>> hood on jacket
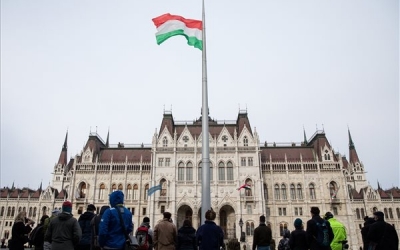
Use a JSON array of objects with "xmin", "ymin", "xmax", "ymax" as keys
[
  {"xmin": 109, "ymin": 190, "xmax": 124, "ymax": 207},
  {"xmin": 99, "ymin": 205, "xmax": 110, "ymax": 215},
  {"xmin": 283, "ymin": 229, "xmax": 290, "ymax": 238},
  {"xmin": 58, "ymin": 212, "xmax": 73, "ymax": 221}
]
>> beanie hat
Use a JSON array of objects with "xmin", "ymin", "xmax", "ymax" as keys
[
  {"xmin": 143, "ymin": 217, "xmax": 150, "ymax": 223},
  {"xmin": 373, "ymin": 211, "xmax": 384, "ymax": 218},
  {"xmin": 87, "ymin": 204, "xmax": 96, "ymax": 212},
  {"xmin": 294, "ymin": 218, "xmax": 302, "ymax": 228},
  {"xmin": 62, "ymin": 201, "xmax": 72, "ymax": 213}
]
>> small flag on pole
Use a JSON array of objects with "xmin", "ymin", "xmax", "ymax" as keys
[
  {"xmin": 148, "ymin": 184, "xmax": 162, "ymax": 196},
  {"xmin": 237, "ymin": 184, "xmax": 251, "ymax": 191}
]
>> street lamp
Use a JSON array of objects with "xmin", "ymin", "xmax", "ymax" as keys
[{"xmin": 239, "ymin": 218, "xmax": 245, "ymax": 242}]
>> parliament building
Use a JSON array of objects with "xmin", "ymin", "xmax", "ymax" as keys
[{"xmin": 1, "ymin": 110, "xmax": 399, "ymax": 249}]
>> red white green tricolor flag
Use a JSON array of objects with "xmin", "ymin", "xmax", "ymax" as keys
[{"xmin": 152, "ymin": 13, "xmax": 203, "ymax": 50}]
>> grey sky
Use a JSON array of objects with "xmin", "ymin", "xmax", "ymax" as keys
[{"xmin": 1, "ymin": 0, "xmax": 398, "ymax": 190}]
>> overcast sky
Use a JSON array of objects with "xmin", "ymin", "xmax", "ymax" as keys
[{"xmin": 1, "ymin": 0, "xmax": 398, "ymax": 190}]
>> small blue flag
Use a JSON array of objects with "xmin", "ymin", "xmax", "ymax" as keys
[{"xmin": 148, "ymin": 184, "xmax": 162, "ymax": 196}]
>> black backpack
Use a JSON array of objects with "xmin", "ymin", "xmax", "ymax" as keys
[
  {"xmin": 314, "ymin": 219, "xmax": 330, "ymax": 247},
  {"xmin": 29, "ymin": 225, "xmax": 43, "ymax": 246}
]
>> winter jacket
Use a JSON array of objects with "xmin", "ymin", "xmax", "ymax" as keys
[
  {"xmin": 196, "ymin": 220, "xmax": 224, "ymax": 250},
  {"xmin": 91, "ymin": 206, "xmax": 109, "ymax": 250},
  {"xmin": 9, "ymin": 220, "xmax": 30, "ymax": 250},
  {"xmin": 177, "ymin": 225, "xmax": 196, "ymax": 250},
  {"xmin": 367, "ymin": 219, "xmax": 399, "ymax": 250},
  {"xmin": 327, "ymin": 218, "xmax": 346, "ymax": 250},
  {"xmin": 154, "ymin": 218, "xmax": 177, "ymax": 250},
  {"xmin": 98, "ymin": 191, "xmax": 133, "ymax": 250},
  {"xmin": 252, "ymin": 223, "xmax": 272, "ymax": 250},
  {"xmin": 289, "ymin": 228, "xmax": 308, "ymax": 250},
  {"xmin": 306, "ymin": 215, "xmax": 334, "ymax": 250},
  {"xmin": 44, "ymin": 212, "xmax": 82, "ymax": 250},
  {"xmin": 78, "ymin": 211, "xmax": 96, "ymax": 247}
]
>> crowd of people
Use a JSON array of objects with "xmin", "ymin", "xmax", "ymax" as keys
[{"xmin": 4, "ymin": 198, "xmax": 399, "ymax": 250}]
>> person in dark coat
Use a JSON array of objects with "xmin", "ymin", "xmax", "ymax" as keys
[
  {"xmin": 367, "ymin": 211, "xmax": 399, "ymax": 250},
  {"xmin": 289, "ymin": 218, "xmax": 308, "ymax": 250},
  {"xmin": 196, "ymin": 209, "xmax": 224, "ymax": 250},
  {"xmin": 306, "ymin": 206, "xmax": 334, "ymax": 250},
  {"xmin": 177, "ymin": 219, "xmax": 197, "ymax": 250},
  {"xmin": 44, "ymin": 200, "xmax": 82, "ymax": 250},
  {"xmin": 77, "ymin": 204, "xmax": 96, "ymax": 250},
  {"xmin": 361, "ymin": 217, "xmax": 375, "ymax": 250},
  {"xmin": 90, "ymin": 205, "xmax": 109, "ymax": 250},
  {"xmin": 8, "ymin": 211, "xmax": 34, "ymax": 250},
  {"xmin": 252, "ymin": 215, "xmax": 272, "ymax": 250},
  {"xmin": 32, "ymin": 215, "xmax": 50, "ymax": 250}
]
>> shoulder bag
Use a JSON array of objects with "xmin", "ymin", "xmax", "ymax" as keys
[{"xmin": 116, "ymin": 206, "xmax": 138, "ymax": 250}]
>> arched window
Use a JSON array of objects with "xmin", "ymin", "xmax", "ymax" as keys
[
  {"xmin": 309, "ymin": 183, "xmax": 316, "ymax": 200},
  {"xmin": 329, "ymin": 181, "xmax": 338, "ymax": 199},
  {"xmin": 112, "ymin": 184, "xmax": 117, "ymax": 192},
  {"xmin": 99, "ymin": 184, "xmax": 105, "ymax": 200},
  {"xmin": 42, "ymin": 206, "xmax": 47, "ymax": 215},
  {"xmin": 245, "ymin": 221, "xmax": 255, "ymax": 236},
  {"xmin": 281, "ymin": 184, "xmax": 287, "ymax": 200},
  {"xmin": 264, "ymin": 184, "xmax": 268, "ymax": 200},
  {"xmin": 279, "ymin": 223, "xmax": 288, "ymax": 236},
  {"xmin": 297, "ymin": 184, "xmax": 303, "ymax": 199},
  {"xmin": 389, "ymin": 208, "xmax": 393, "ymax": 219},
  {"xmin": 11, "ymin": 207, "xmax": 15, "ymax": 217},
  {"xmin": 245, "ymin": 179, "xmax": 253, "ymax": 197},
  {"xmin": 133, "ymin": 184, "xmax": 139, "ymax": 200},
  {"xmin": 218, "ymin": 162, "xmax": 225, "ymax": 181},
  {"xmin": 0, "ymin": 207, "xmax": 4, "ymax": 216},
  {"xmin": 347, "ymin": 184, "xmax": 353, "ymax": 199},
  {"xmin": 186, "ymin": 162, "xmax": 193, "ymax": 181},
  {"xmin": 118, "ymin": 184, "xmax": 123, "ymax": 191},
  {"xmin": 162, "ymin": 137, "xmax": 168, "ymax": 147},
  {"xmin": 356, "ymin": 208, "xmax": 360, "ymax": 219},
  {"xmin": 33, "ymin": 207, "xmax": 37, "ymax": 217},
  {"xmin": 127, "ymin": 184, "xmax": 132, "ymax": 200},
  {"xmin": 144, "ymin": 184, "xmax": 149, "ymax": 200},
  {"xmin": 178, "ymin": 162, "xmax": 185, "ymax": 181},
  {"xmin": 384, "ymin": 208, "xmax": 388, "ymax": 219},
  {"xmin": 160, "ymin": 179, "xmax": 167, "ymax": 197},
  {"xmin": 290, "ymin": 184, "xmax": 296, "ymax": 200},
  {"xmin": 243, "ymin": 136, "xmax": 248, "ymax": 147},
  {"xmin": 227, "ymin": 161, "xmax": 234, "ymax": 180},
  {"xmin": 198, "ymin": 161, "xmax": 202, "ymax": 181},
  {"xmin": 396, "ymin": 208, "xmax": 400, "ymax": 219},
  {"xmin": 361, "ymin": 208, "xmax": 365, "ymax": 218},
  {"xmin": 28, "ymin": 207, "xmax": 32, "ymax": 217},
  {"xmin": 79, "ymin": 182, "xmax": 87, "ymax": 198},
  {"xmin": 274, "ymin": 184, "xmax": 280, "ymax": 200},
  {"xmin": 18, "ymin": 207, "xmax": 22, "ymax": 213}
]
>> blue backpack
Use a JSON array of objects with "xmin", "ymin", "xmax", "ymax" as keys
[{"xmin": 314, "ymin": 219, "xmax": 330, "ymax": 247}]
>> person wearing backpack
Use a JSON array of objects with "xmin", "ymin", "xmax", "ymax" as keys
[
  {"xmin": 177, "ymin": 219, "xmax": 196, "ymax": 250},
  {"xmin": 277, "ymin": 229, "xmax": 290, "ymax": 250},
  {"xmin": 289, "ymin": 218, "xmax": 308, "ymax": 250},
  {"xmin": 31, "ymin": 215, "xmax": 49, "ymax": 250},
  {"xmin": 306, "ymin": 207, "xmax": 334, "ymax": 250},
  {"xmin": 90, "ymin": 205, "xmax": 109, "ymax": 250},
  {"xmin": 324, "ymin": 212, "xmax": 347, "ymax": 250},
  {"xmin": 136, "ymin": 217, "xmax": 153, "ymax": 250}
]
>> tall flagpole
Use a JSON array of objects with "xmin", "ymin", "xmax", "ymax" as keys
[{"xmin": 201, "ymin": 0, "xmax": 211, "ymax": 225}]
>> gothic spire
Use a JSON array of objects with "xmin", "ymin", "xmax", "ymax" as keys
[
  {"xmin": 106, "ymin": 128, "xmax": 110, "ymax": 148},
  {"xmin": 303, "ymin": 127, "xmax": 308, "ymax": 144},
  {"xmin": 348, "ymin": 128, "xmax": 360, "ymax": 164},
  {"xmin": 58, "ymin": 131, "xmax": 68, "ymax": 166}
]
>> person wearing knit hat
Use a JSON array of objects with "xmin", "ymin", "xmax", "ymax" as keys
[
  {"xmin": 62, "ymin": 201, "xmax": 73, "ymax": 214},
  {"xmin": 289, "ymin": 218, "xmax": 308, "ymax": 250},
  {"xmin": 44, "ymin": 200, "xmax": 82, "ymax": 249},
  {"xmin": 367, "ymin": 211, "xmax": 399, "ymax": 249}
]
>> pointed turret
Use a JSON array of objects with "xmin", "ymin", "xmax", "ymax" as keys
[
  {"xmin": 348, "ymin": 128, "xmax": 360, "ymax": 164},
  {"xmin": 58, "ymin": 131, "xmax": 68, "ymax": 166},
  {"xmin": 105, "ymin": 129, "xmax": 110, "ymax": 148},
  {"xmin": 303, "ymin": 128, "xmax": 308, "ymax": 144},
  {"xmin": 39, "ymin": 181, "xmax": 42, "ymax": 191}
]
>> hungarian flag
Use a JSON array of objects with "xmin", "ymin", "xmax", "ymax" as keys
[
  {"xmin": 152, "ymin": 13, "xmax": 203, "ymax": 50},
  {"xmin": 237, "ymin": 184, "xmax": 251, "ymax": 191}
]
